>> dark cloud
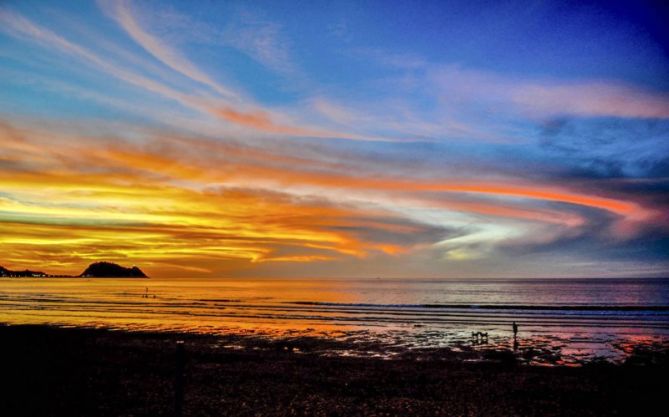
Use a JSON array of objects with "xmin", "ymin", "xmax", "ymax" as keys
[
  {"xmin": 499, "ymin": 202, "xmax": 669, "ymax": 267},
  {"xmin": 536, "ymin": 117, "xmax": 669, "ymax": 179}
]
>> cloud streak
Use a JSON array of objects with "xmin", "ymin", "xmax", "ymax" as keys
[
  {"xmin": 0, "ymin": 8, "xmax": 381, "ymax": 142},
  {"xmin": 99, "ymin": 0, "xmax": 240, "ymax": 100},
  {"xmin": 434, "ymin": 67, "xmax": 669, "ymax": 119}
]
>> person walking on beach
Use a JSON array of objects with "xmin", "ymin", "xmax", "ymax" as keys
[{"xmin": 512, "ymin": 321, "xmax": 518, "ymax": 338}]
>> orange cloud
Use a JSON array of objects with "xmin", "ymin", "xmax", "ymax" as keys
[
  {"xmin": 212, "ymin": 163, "xmax": 648, "ymax": 221},
  {"xmin": 214, "ymin": 107, "xmax": 326, "ymax": 137},
  {"xmin": 0, "ymin": 119, "xmax": 659, "ymax": 276}
]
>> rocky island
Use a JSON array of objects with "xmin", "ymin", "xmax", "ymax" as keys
[
  {"xmin": 79, "ymin": 262, "xmax": 148, "ymax": 278},
  {"xmin": 0, "ymin": 262, "xmax": 148, "ymax": 278}
]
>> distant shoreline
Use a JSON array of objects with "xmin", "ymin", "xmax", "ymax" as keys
[
  {"xmin": 0, "ymin": 275, "xmax": 149, "ymax": 279},
  {"xmin": 0, "ymin": 261, "xmax": 148, "ymax": 278}
]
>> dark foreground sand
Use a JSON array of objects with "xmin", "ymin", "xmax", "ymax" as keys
[{"xmin": 0, "ymin": 325, "xmax": 666, "ymax": 417}]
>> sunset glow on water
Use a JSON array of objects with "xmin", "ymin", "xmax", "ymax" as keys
[{"xmin": 2, "ymin": 277, "xmax": 667, "ymax": 365}]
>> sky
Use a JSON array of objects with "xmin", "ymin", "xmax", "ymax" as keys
[{"xmin": 0, "ymin": 0, "xmax": 668, "ymax": 278}]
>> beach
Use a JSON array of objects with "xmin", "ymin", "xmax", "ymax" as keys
[
  {"xmin": 1, "ymin": 324, "xmax": 667, "ymax": 417},
  {"xmin": 1, "ymin": 277, "xmax": 668, "ymax": 366}
]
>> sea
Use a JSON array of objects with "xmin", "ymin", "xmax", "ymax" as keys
[{"xmin": 1, "ymin": 277, "xmax": 668, "ymax": 366}]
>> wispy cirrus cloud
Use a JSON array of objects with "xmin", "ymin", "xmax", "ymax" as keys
[
  {"xmin": 98, "ymin": 0, "xmax": 240, "ymax": 100},
  {"xmin": 219, "ymin": 11, "xmax": 298, "ymax": 76},
  {"xmin": 0, "ymin": 8, "xmax": 198, "ymax": 110},
  {"xmin": 433, "ymin": 66, "xmax": 669, "ymax": 119},
  {"xmin": 0, "ymin": 7, "xmax": 383, "ymax": 142}
]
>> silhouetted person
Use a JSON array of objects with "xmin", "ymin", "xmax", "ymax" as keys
[{"xmin": 512, "ymin": 321, "xmax": 519, "ymax": 350}]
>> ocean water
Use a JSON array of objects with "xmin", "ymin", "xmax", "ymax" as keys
[{"xmin": 1, "ymin": 277, "xmax": 668, "ymax": 365}]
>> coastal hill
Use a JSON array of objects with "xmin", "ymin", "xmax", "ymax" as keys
[
  {"xmin": 79, "ymin": 262, "xmax": 147, "ymax": 278},
  {"xmin": 0, "ymin": 262, "xmax": 148, "ymax": 278},
  {"xmin": 0, "ymin": 265, "xmax": 48, "ymax": 278}
]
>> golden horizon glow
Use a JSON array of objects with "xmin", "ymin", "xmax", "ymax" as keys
[{"xmin": 0, "ymin": 119, "xmax": 661, "ymax": 277}]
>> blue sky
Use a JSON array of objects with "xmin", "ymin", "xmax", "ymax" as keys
[{"xmin": 0, "ymin": 0, "xmax": 668, "ymax": 277}]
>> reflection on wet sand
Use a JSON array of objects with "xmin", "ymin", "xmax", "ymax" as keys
[{"xmin": 0, "ymin": 277, "xmax": 667, "ymax": 366}]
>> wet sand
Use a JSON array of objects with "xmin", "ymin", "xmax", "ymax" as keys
[
  {"xmin": 2, "ymin": 277, "xmax": 667, "ymax": 366},
  {"xmin": 0, "ymin": 324, "xmax": 667, "ymax": 416}
]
